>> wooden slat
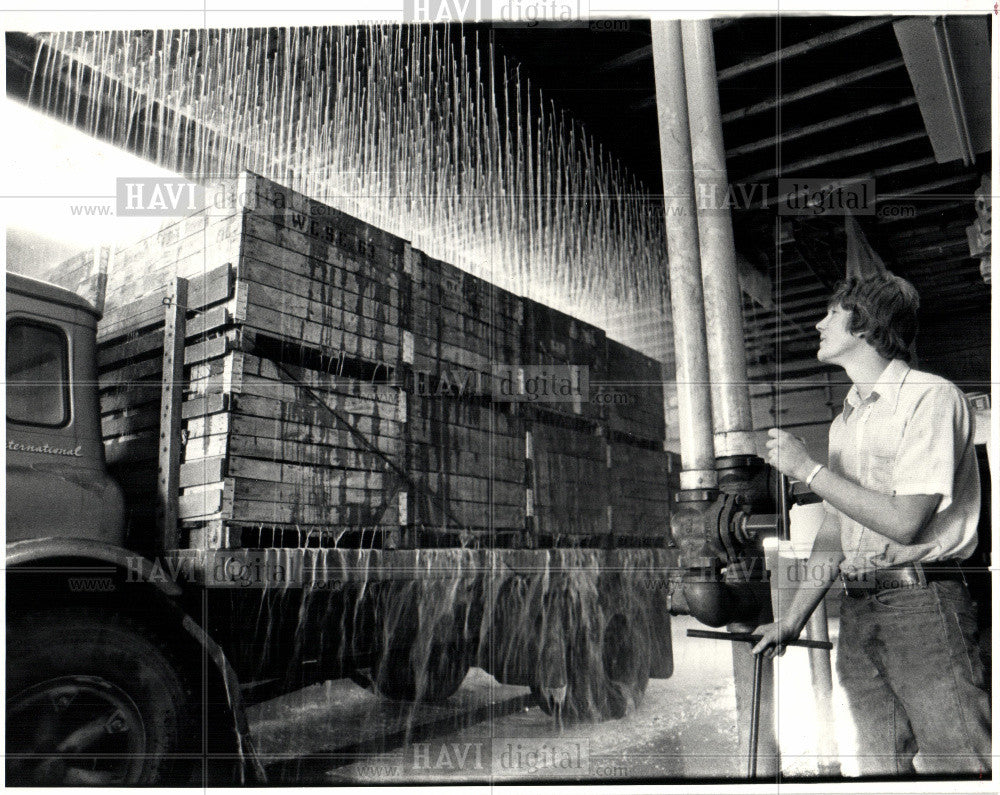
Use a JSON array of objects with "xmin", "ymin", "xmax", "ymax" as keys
[
  {"xmin": 97, "ymin": 305, "xmax": 230, "ymax": 368},
  {"xmin": 99, "ymin": 263, "xmax": 233, "ymax": 341}
]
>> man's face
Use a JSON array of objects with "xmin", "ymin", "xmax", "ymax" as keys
[{"xmin": 815, "ymin": 303, "xmax": 866, "ymax": 365}]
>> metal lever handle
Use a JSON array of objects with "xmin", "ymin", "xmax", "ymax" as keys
[
  {"xmin": 686, "ymin": 628, "xmax": 833, "ymax": 778},
  {"xmin": 686, "ymin": 629, "xmax": 832, "ymax": 651}
]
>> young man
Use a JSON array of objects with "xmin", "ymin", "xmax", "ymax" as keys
[{"xmin": 753, "ymin": 274, "xmax": 991, "ymax": 776}]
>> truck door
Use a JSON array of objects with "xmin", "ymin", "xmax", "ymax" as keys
[{"xmin": 6, "ymin": 275, "xmax": 124, "ymax": 544}]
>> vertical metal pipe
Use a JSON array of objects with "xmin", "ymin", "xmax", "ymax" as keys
[
  {"xmin": 681, "ymin": 20, "xmax": 756, "ymax": 458},
  {"xmin": 748, "ymin": 649, "xmax": 763, "ymax": 778},
  {"xmin": 651, "ymin": 20, "xmax": 717, "ymax": 491}
]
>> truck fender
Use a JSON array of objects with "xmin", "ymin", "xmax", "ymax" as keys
[
  {"xmin": 6, "ymin": 537, "xmax": 267, "ymax": 783},
  {"xmin": 6, "ymin": 537, "xmax": 183, "ymax": 596}
]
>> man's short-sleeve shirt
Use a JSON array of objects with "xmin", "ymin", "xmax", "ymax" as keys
[{"xmin": 826, "ymin": 358, "xmax": 980, "ymax": 575}]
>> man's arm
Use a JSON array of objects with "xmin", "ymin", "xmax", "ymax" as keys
[
  {"xmin": 807, "ymin": 464, "xmax": 940, "ymax": 545},
  {"xmin": 767, "ymin": 428, "xmax": 940, "ymax": 546},
  {"xmin": 752, "ymin": 510, "xmax": 844, "ymax": 657}
]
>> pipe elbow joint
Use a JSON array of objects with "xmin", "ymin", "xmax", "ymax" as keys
[{"xmin": 682, "ymin": 574, "xmax": 768, "ymax": 628}]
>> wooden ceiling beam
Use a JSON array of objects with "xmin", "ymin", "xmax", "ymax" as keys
[
  {"xmin": 716, "ymin": 18, "xmax": 892, "ymax": 81},
  {"xmin": 721, "ymin": 57, "xmax": 905, "ymax": 123}
]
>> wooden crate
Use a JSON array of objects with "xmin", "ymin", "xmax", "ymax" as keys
[
  {"xmin": 530, "ymin": 418, "xmax": 608, "ymax": 538},
  {"xmin": 609, "ymin": 443, "xmax": 672, "ymax": 539},
  {"xmin": 409, "ymin": 250, "xmax": 523, "ymax": 394},
  {"xmin": 102, "ymin": 171, "xmax": 408, "ymax": 371},
  {"xmin": 521, "ymin": 299, "xmax": 607, "ymax": 421},
  {"xmin": 406, "ymin": 394, "xmax": 525, "ymax": 533},
  {"xmin": 179, "ymin": 351, "xmax": 405, "ymax": 532},
  {"xmin": 600, "ymin": 340, "xmax": 666, "ymax": 444}
]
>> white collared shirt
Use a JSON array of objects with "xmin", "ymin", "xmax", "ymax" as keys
[{"xmin": 825, "ymin": 358, "xmax": 981, "ymax": 574}]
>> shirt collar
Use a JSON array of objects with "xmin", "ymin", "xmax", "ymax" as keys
[{"xmin": 843, "ymin": 358, "xmax": 910, "ymax": 420}]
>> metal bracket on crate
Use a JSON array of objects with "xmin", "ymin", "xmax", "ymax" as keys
[{"xmin": 161, "ymin": 295, "xmax": 209, "ymax": 315}]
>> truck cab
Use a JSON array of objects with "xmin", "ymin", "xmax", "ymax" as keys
[
  {"xmin": 5, "ymin": 272, "xmax": 256, "ymax": 786},
  {"xmin": 6, "ymin": 272, "xmax": 125, "ymax": 544}
]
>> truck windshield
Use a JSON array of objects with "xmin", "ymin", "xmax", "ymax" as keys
[{"xmin": 6, "ymin": 321, "xmax": 70, "ymax": 427}]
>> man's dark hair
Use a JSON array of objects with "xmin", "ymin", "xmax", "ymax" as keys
[{"xmin": 829, "ymin": 274, "xmax": 920, "ymax": 362}]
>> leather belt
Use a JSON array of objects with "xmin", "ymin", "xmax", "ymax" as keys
[{"xmin": 842, "ymin": 560, "xmax": 967, "ymax": 598}]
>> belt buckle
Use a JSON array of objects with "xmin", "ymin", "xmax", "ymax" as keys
[
  {"xmin": 841, "ymin": 572, "xmax": 873, "ymax": 598},
  {"xmin": 871, "ymin": 563, "xmax": 925, "ymax": 592}
]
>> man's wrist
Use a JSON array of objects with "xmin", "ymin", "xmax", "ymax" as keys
[
  {"xmin": 798, "ymin": 459, "xmax": 820, "ymax": 483},
  {"xmin": 779, "ymin": 614, "xmax": 806, "ymax": 638},
  {"xmin": 804, "ymin": 462, "xmax": 825, "ymax": 488}
]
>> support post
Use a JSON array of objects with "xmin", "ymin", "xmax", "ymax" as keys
[
  {"xmin": 157, "ymin": 277, "xmax": 188, "ymax": 552},
  {"xmin": 806, "ymin": 600, "xmax": 841, "ymax": 775}
]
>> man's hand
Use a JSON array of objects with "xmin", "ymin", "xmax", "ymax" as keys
[
  {"xmin": 766, "ymin": 428, "xmax": 817, "ymax": 482},
  {"xmin": 751, "ymin": 617, "xmax": 802, "ymax": 659}
]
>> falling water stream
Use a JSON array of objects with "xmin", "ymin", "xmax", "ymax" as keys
[
  {"xmin": 25, "ymin": 27, "xmax": 680, "ymax": 776},
  {"xmin": 200, "ymin": 546, "xmax": 670, "ymax": 778},
  {"xmin": 28, "ymin": 27, "xmax": 672, "ymax": 347}
]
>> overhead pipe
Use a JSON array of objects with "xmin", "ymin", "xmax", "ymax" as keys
[
  {"xmin": 650, "ymin": 20, "xmax": 717, "ymax": 496},
  {"xmin": 681, "ymin": 20, "xmax": 756, "ymax": 461},
  {"xmin": 682, "ymin": 22, "xmax": 822, "ymax": 776}
]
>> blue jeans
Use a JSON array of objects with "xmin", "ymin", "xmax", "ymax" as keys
[{"xmin": 836, "ymin": 579, "xmax": 991, "ymax": 776}]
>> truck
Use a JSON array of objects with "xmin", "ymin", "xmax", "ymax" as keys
[{"xmin": 6, "ymin": 171, "xmax": 682, "ymax": 786}]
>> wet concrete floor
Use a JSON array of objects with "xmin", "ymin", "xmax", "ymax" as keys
[{"xmin": 249, "ymin": 613, "xmax": 861, "ymax": 784}]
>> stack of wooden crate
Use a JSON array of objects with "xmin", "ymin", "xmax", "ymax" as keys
[
  {"xmin": 602, "ymin": 340, "xmax": 672, "ymax": 540},
  {"xmin": 519, "ymin": 301, "xmax": 609, "ymax": 540},
  {"xmin": 84, "ymin": 170, "xmax": 673, "ymax": 550},
  {"xmin": 405, "ymin": 249, "xmax": 527, "ymax": 539},
  {"xmin": 97, "ymin": 173, "xmax": 409, "ymax": 548}
]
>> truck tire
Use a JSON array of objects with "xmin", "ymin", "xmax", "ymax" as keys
[
  {"xmin": 534, "ymin": 586, "xmax": 651, "ymax": 722},
  {"xmin": 369, "ymin": 581, "xmax": 472, "ymax": 703},
  {"xmin": 600, "ymin": 606, "xmax": 651, "ymax": 717},
  {"xmin": 6, "ymin": 609, "xmax": 193, "ymax": 786},
  {"xmin": 374, "ymin": 640, "xmax": 470, "ymax": 703}
]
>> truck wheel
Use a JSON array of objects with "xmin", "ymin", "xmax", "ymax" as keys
[
  {"xmin": 600, "ymin": 607, "xmax": 651, "ymax": 717},
  {"xmin": 6, "ymin": 609, "xmax": 192, "ymax": 786},
  {"xmin": 534, "ymin": 591, "xmax": 650, "ymax": 722},
  {"xmin": 374, "ymin": 641, "xmax": 469, "ymax": 702}
]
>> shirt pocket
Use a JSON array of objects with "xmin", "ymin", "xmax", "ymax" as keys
[
  {"xmin": 868, "ymin": 453, "xmax": 896, "ymax": 492},
  {"xmin": 864, "ymin": 413, "xmax": 904, "ymax": 492}
]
